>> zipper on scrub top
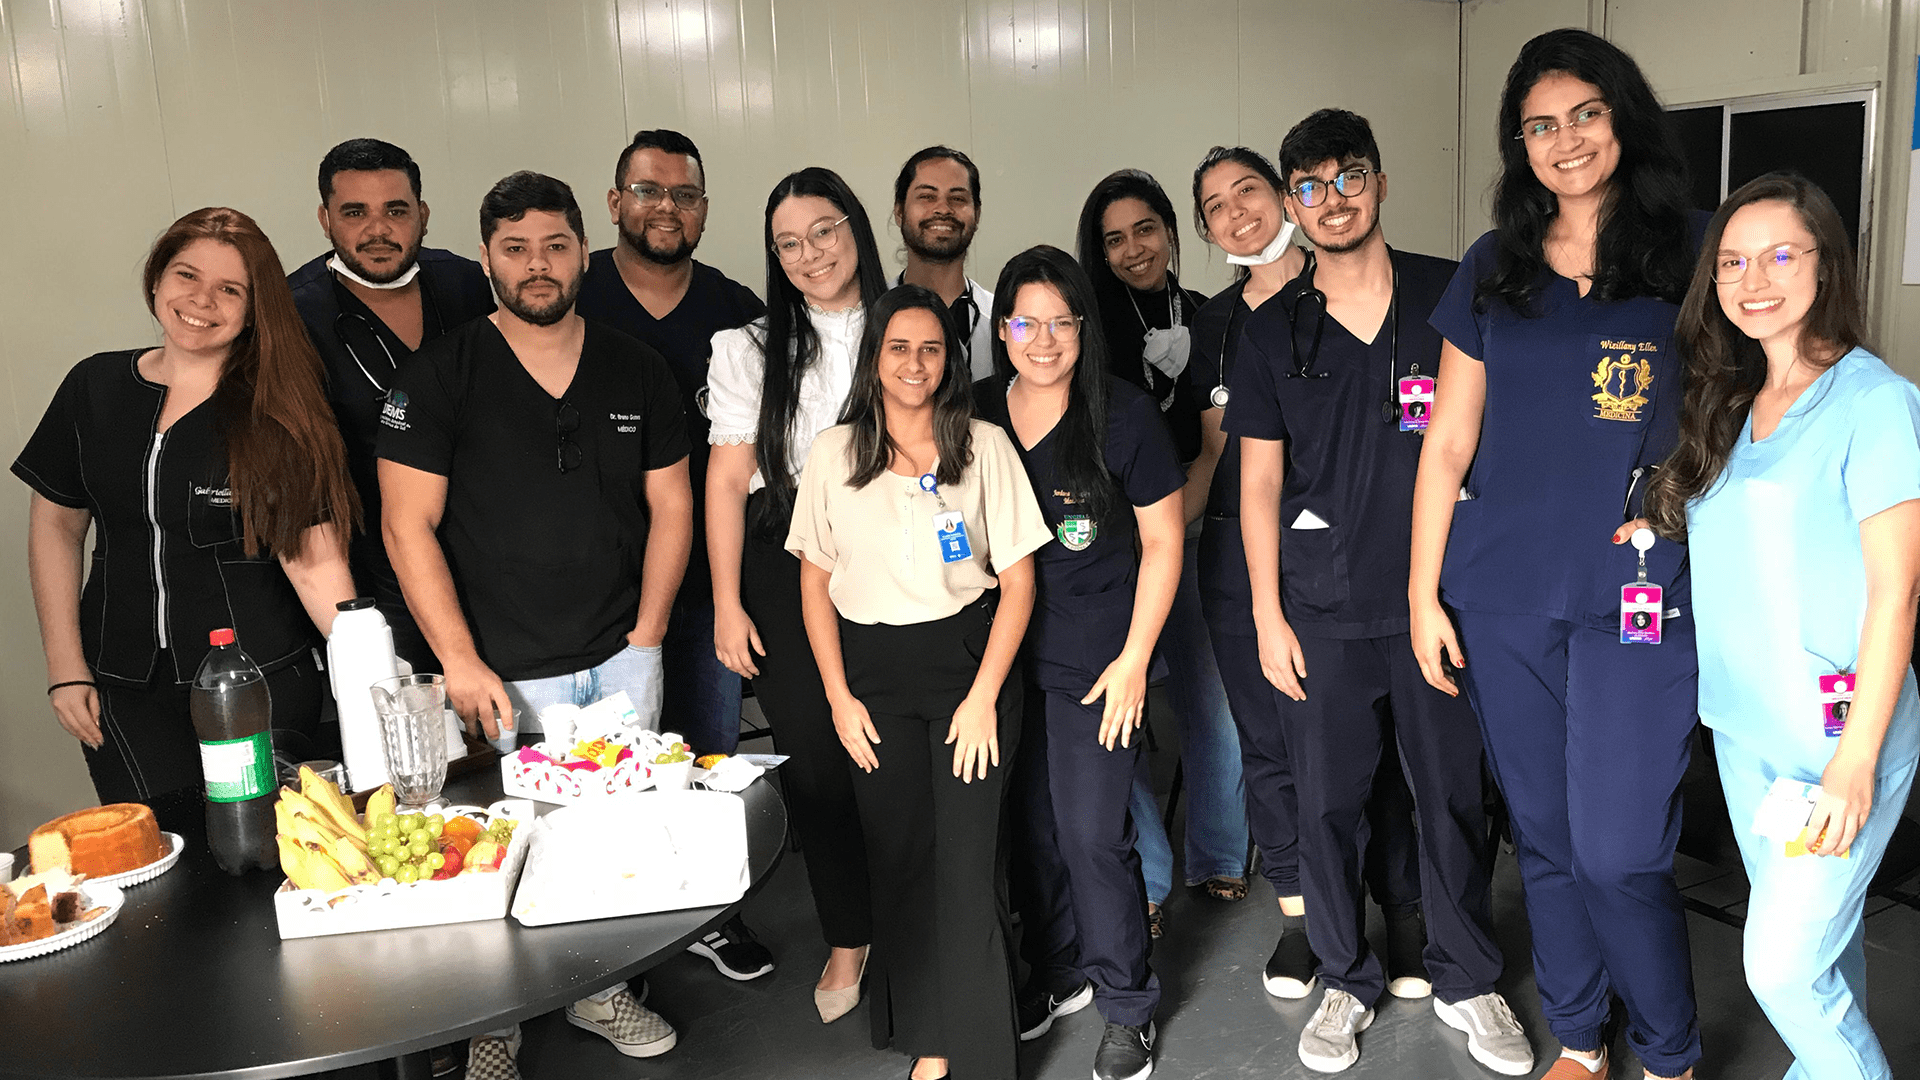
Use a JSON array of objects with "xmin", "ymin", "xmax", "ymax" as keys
[{"xmin": 144, "ymin": 431, "xmax": 170, "ymax": 649}]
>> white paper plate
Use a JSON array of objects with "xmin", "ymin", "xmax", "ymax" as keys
[
  {"xmin": 0, "ymin": 882, "xmax": 124, "ymax": 962},
  {"xmin": 85, "ymin": 833, "xmax": 184, "ymax": 889}
]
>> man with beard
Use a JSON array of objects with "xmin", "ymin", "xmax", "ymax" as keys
[
  {"xmin": 378, "ymin": 174, "xmax": 691, "ymax": 1077},
  {"xmin": 890, "ymin": 145, "xmax": 996, "ymax": 380},
  {"xmin": 1227, "ymin": 111, "xmax": 1526, "ymax": 1074},
  {"xmin": 575, "ymin": 130, "xmax": 775, "ymax": 983},
  {"xmin": 289, "ymin": 139, "xmax": 495, "ymax": 671}
]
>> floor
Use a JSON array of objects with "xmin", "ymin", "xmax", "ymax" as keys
[{"xmin": 329, "ymin": 696, "xmax": 1920, "ymax": 1080}]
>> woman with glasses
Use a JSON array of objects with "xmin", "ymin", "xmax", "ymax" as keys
[
  {"xmin": 705, "ymin": 167, "xmax": 886, "ymax": 1022},
  {"xmin": 1638, "ymin": 174, "xmax": 1920, "ymax": 1080},
  {"xmin": 1410, "ymin": 28, "xmax": 1705, "ymax": 1080},
  {"xmin": 788, "ymin": 285, "xmax": 1050, "ymax": 1080},
  {"xmin": 14, "ymin": 207, "xmax": 357, "ymax": 836},
  {"xmin": 980, "ymin": 245, "xmax": 1185, "ymax": 1080},
  {"xmin": 1076, "ymin": 169, "xmax": 1251, "ymax": 930}
]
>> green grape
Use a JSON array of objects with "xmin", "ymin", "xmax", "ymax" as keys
[
  {"xmin": 395, "ymin": 863, "xmax": 420, "ymax": 884},
  {"xmin": 378, "ymin": 822, "xmax": 400, "ymax": 840},
  {"xmin": 375, "ymin": 854, "xmax": 401, "ymax": 878},
  {"xmin": 426, "ymin": 813, "xmax": 445, "ymax": 828},
  {"xmin": 425, "ymin": 852, "xmax": 446, "ymax": 871},
  {"xmin": 425, "ymin": 819, "xmax": 445, "ymax": 839},
  {"xmin": 406, "ymin": 828, "xmax": 429, "ymax": 846},
  {"xmin": 367, "ymin": 811, "xmax": 392, "ymax": 832},
  {"xmin": 409, "ymin": 837, "xmax": 431, "ymax": 857}
]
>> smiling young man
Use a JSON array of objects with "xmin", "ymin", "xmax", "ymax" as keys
[
  {"xmin": 890, "ymin": 146, "xmax": 997, "ymax": 380},
  {"xmin": 377, "ymin": 173, "xmax": 690, "ymax": 1079},
  {"xmin": 288, "ymin": 139, "xmax": 496, "ymax": 672},
  {"xmin": 1226, "ymin": 110, "xmax": 1527, "ymax": 1076}
]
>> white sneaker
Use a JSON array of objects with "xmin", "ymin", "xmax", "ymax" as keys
[
  {"xmin": 1298, "ymin": 988, "xmax": 1373, "ymax": 1073},
  {"xmin": 1434, "ymin": 993, "xmax": 1535, "ymax": 1075},
  {"xmin": 566, "ymin": 989, "xmax": 677, "ymax": 1058}
]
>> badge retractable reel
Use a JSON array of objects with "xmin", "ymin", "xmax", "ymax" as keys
[{"xmin": 1619, "ymin": 527, "xmax": 1663, "ymax": 645}]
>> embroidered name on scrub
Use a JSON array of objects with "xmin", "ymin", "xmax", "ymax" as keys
[
  {"xmin": 935, "ymin": 511, "xmax": 972, "ymax": 563},
  {"xmin": 1591, "ymin": 339, "xmax": 1658, "ymax": 422}
]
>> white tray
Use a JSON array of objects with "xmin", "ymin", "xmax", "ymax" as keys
[
  {"xmin": 88, "ymin": 833, "xmax": 184, "ymax": 888},
  {"xmin": 500, "ymin": 740, "xmax": 658, "ymax": 804},
  {"xmin": 0, "ymin": 882, "xmax": 124, "ymax": 962},
  {"xmin": 511, "ymin": 791, "xmax": 748, "ymax": 926},
  {"xmin": 273, "ymin": 801, "xmax": 533, "ymax": 940}
]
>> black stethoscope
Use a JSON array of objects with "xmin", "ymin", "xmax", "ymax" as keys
[
  {"xmin": 1280, "ymin": 248, "xmax": 1407, "ymax": 426},
  {"xmin": 1209, "ymin": 278, "xmax": 1248, "ymax": 408}
]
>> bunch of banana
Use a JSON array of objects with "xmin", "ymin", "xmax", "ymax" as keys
[{"xmin": 274, "ymin": 768, "xmax": 394, "ymax": 893}]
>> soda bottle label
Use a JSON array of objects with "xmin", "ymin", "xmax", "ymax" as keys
[{"xmin": 199, "ymin": 731, "xmax": 274, "ymax": 802}]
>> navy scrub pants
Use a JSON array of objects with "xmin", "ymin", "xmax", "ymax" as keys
[
  {"xmin": 1282, "ymin": 632, "xmax": 1502, "ymax": 1007},
  {"xmin": 1454, "ymin": 611, "xmax": 1702, "ymax": 1076},
  {"xmin": 1013, "ymin": 680, "xmax": 1160, "ymax": 1027}
]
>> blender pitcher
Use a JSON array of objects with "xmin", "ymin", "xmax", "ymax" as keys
[{"xmin": 370, "ymin": 674, "xmax": 449, "ymax": 810}]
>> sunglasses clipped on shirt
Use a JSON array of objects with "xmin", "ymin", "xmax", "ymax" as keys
[{"xmin": 556, "ymin": 401, "xmax": 582, "ymax": 474}]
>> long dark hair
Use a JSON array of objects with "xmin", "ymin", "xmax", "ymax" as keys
[
  {"xmin": 839, "ymin": 286, "xmax": 975, "ymax": 490},
  {"xmin": 1076, "ymin": 168, "xmax": 1183, "ymax": 312},
  {"xmin": 992, "ymin": 246, "xmax": 1117, "ymax": 523},
  {"xmin": 1643, "ymin": 173, "xmax": 1865, "ymax": 539},
  {"xmin": 143, "ymin": 208, "xmax": 358, "ymax": 558},
  {"xmin": 752, "ymin": 168, "xmax": 887, "ymax": 534},
  {"xmin": 1479, "ymin": 28, "xmax": 1693, "ymax": 313}
]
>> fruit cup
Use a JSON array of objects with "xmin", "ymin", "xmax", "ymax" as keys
[{"xmin": 651, "ymin": 758, "xmax": 693, "ymax": 792}]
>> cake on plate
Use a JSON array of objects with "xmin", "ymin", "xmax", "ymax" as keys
[{"xmin": 29, "ymin": 803, "xmax": 167, "ymax": 878}]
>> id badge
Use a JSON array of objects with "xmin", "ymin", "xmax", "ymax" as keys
[
  {"xmin": 1620, "ymin": 583, "xmax": 1662, "ymax": 644},
  {"xmin": 1398, "ymin": 376, "xmax": 1434, "ymax": 432},
  {"xmin": 934, "ymin": 511, "xmax": 973, "ymax": 563},
  {"xmin": 1820, "ymin": 673, "xmax": 1854, "ymax": 737}
]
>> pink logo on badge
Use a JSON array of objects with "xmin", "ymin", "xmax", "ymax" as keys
[
  {"xmin": 1819, "ymin": 674, "xmax": 1853, "ymax": 736},
  {"xmin": 1620, "ymin": 584, "xmax": 1662, "ymax": 644}
]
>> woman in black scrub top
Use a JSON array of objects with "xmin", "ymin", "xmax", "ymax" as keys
[
  {"xmin": 1409, "ymin": 29, "xmax": 1703, "ymax": 1080},
  {"xmin": 788, "ymin": 286, "xmax": 1050, "ymax": 1080},
  {"xmin": 14, "ymin": 208, "xmax": 358, "ymax": 833},
  {"xmin": 980, "ymin": 246, "xmax": 1185, "ymax": 1080},
  {"xmin": 1076, "ymin": 168, "xmax": 1251, "ymax": 920}
]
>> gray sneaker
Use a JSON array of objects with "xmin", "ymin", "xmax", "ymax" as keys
[
  {"xmin": 1434, "ymin": 993, "xmax": 1534, "ymax": 1076},
  {"xmin": 1298, "ymin": 988, "xmax": 1374, "ymax": 1073}
]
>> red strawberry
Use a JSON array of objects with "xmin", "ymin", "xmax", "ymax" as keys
[{"xmin": 432, "ymin": 844, "xmax": 464, "ymax": 881}]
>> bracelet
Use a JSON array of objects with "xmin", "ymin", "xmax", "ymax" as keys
[{"xmin": 47, "ymin": 680, "xmax": 95, "ymax": 696}]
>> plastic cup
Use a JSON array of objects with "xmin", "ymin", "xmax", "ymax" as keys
[{"xmin": 651, "ymin": 758, "xmax": 693, "ymax": 792}]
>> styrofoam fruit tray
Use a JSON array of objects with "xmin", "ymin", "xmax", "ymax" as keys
[
  {"xmin": 500, "ymin": 731, "xmax": 698, "ymax": 804},
  {"xmin": 87, "ymin": 832, "xmax": 185, "ymax": 888},
  {"xmin": 0, "ymin": 882, "xmax": 124, "ymax": 962},
  {"xmin": 272, "ymin": 800, "xmax": 533, "ymax": 940}
]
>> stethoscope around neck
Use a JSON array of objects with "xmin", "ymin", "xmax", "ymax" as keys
[{"xmin": 1271, "ymin": 248, "xmax": 1408, "ymax": 426}]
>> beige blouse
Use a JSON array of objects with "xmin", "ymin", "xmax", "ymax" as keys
[{"xmin": 786, "ymin": 420, "xmax": 1053, "ymax": 626}]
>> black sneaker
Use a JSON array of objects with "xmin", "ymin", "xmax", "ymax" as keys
[
  {"xmin": 1017, "ymin": 979, "xmax": 1093, "ymax": 1041},
  {"xmin": 1264, "ymin": 928, "xmax": 1319, "ymax": 999},
  {"xmin": 1093, "ymin": 1021, "xmax": 1156, "ymax": 1080},
  {"xmin": 688, "ymin": 915, "xmax": 775, "ymax": 980},
  {"xmin": 1384, "ymin": 909, "xmax": 1432, "ymax": 999}
]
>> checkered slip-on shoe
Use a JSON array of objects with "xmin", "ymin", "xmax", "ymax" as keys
[{"xmin": 566, "ymin": 989, "xmax": 678, "ymax": 1058}]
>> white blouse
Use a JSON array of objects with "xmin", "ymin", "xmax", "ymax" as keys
[{"xmin": 705, "ymin": 304, "xmax": 865, "ymax": 493}]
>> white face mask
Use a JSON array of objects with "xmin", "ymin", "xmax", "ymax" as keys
[
  {"xmin": 1224, "ymin": 219, "xmax": 1298, "ymax": 267},
  {"xmin": 327, "ymin": 253, "xmax": 421, "ymax": 291},
  {"xmin": 1142, "ymin": 324, "xmax": 1191, "ymax": 380}
]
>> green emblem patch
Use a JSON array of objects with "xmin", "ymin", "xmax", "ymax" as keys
[{"xmin": 1057, "ymin": 515, "xmax": 1096, "ymax": 551}]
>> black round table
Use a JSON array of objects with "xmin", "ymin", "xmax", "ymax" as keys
[{"xmin": 0, "ymin": 771, "xmax": 786, "ymax": 1080}]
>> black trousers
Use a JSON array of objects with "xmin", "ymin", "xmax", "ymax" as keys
[
  {"xmin": 840, "ymin": 596, "xmax": 1021, "ymax": 1079},
  {"xmin": 1284, "ymin": 633, "xmax": 1501, "ymax": 1008},
  {"xmin": 741, "ymin": 506, "xmax": 872, "ymax": 949},
  {"xmin": 90, "ymin": 648, "xmax": 326, "ymax": 835}
]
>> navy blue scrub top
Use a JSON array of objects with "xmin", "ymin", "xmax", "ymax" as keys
[
  {"xmin": 1428, "ymin": 220, "xmax": 1704, "ymax": 628},
  {"xmin": 12, "ymin": 351, "xmax": 320, "ymax": 685},
  {"xmin": 976, "ymin": 374, "xmax": 1186, "ymax": 689},
  {"xmin": 1223, "ymin": 248, "xmax": 1458, "ymax": 639},
  {"xmin": 1187, "ymin": 281, "xmax": 1253, "ymax": 519}
]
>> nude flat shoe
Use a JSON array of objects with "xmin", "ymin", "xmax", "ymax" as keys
[{"xmin": 815, "ymin": 947, "xmax": 869, "ymax": 1023}]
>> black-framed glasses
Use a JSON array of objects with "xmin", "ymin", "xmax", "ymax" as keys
[
  {"xmin": 1514, "ymin": 103, "xmax": 1612, "ymax": 142},
  {"xmin": 1713, "ymin": 244, "xmax": 1817, "ymax": 284},
  {"xmin": 555, "ymin": 401, "xmax": 582, "ymax": 474},
  {"xmin": 1287, "ymin": 167, "xmax": 1373, "ymax": 208},
  {"xmin": 772, "ymin": 215, "xmax": 849, "ymax": 264},
  {"xmin": 1003, "ymin": 314, "xmax": 1082, "ymax": 343},
  {"xmin": 625, "ymin": 182, "xmax": 707, "ymax": 211}
]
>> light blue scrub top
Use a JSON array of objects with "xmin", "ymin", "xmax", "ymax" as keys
[{"xmin": 1688, "ymin": 348, "xmax": 1920, "ymax": 775}]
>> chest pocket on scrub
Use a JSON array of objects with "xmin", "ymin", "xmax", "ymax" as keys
[
  {"xmin": 1280, "ymin": 522, "xmax": 1350, "ymax": 617},
  {"xmin": 186, "ymin": 482, "xmax": 242, "ymax": 549}
]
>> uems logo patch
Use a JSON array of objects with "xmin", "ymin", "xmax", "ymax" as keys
[{"xmin": 379, "ymin": 389, "xmax": 409, "ymax": 431}]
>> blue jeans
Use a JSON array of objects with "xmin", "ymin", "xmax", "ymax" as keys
[
  {"xmin": 662, "ymin": 597, "xmax": 744, "ymax": 757},
  {"xmin": 491, "ymin": 643, "xmax": 664, "ymax": 753},
  {"xmin": 1131, "ymin": 533, "xmax": 1251, "ymax": 899}
]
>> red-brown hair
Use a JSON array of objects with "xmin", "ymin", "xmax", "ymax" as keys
[{"xmin": 143, "ymin": 207, "xmax": 360, "ymax": 558}]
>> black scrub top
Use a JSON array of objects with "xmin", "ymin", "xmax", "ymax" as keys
[
  {"xmin": 12, "ymin": 351, "xmax": 320, "ymax": 685},
  {"xmin": 576, "ymin": 252, "xmax": 765, "ymax": 608},
  {"xmin": 976, "ymin": 375, "xmax": 1186, "ymax": 692},
  {"xmin": 1099, "ymin": 277, "xmax": 1209, "ymax": 464},
  {"xmin": 1223, "ymin": 248, "xmax": 1459, "ymax": 640},
  {"xmin": 376, "ymin": 318, "xmax": 691, "ymax": 681},
  {"xmin": 1187, "ymin": 281, "xmax": 1254, "ymax": 519}
]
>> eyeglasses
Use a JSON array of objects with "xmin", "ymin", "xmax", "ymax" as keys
[
  {"xmin": 626, "ymin": 182, "xmax": 707, "ymax": 211},
  {"xmin": 555, "ymin": 401, "xmax": 582, "ymax": 474},
  {"xmin": 1713, "ymin": 244, "xmax": 1817, "ymax": 284},
  {"xmin": 1515, "ymin": 104, "xmax": 1613, "ymax": 142},
  {"xmin": 772, "ymin": 216, "xmax": 849, "ymax": 264},
  {"xmin": 1003, "ymin": 315, "xmax": 1082, "ymax": 343},
  {"xmin": 1287, "ymin": 168, "xmax": 1373, "ymax": 208}
]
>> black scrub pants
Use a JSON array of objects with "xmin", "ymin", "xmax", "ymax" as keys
[
  {"xmin": 90, "ymin": 648, "xmax": 326, "ymax": 836},
  {"xmin": 1283, "ymin": 632, "xmax": 1502, "ymax": 1009},
  {"xmin": 839, "ymin": 596, "xmax": 1021, "ymax": 1079},
  {"xmin": 1014, "ymin": 680, "xmax": 1160, "ymax": 1028},
  {"xmin": 741, "ymin": 501, "xmax": 873, "ymax": 950}
]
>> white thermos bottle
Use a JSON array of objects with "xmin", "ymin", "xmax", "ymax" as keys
[{"xmin": 328, "ymin": 598, "xmax": 401, "ymax": 792}]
